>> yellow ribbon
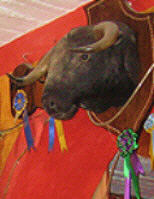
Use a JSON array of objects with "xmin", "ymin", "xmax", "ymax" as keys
[
  {"xmin": 146, "ymin": 127, "xmax": 154, "ymax": 170},
  {"xmin": 55, "ymin": 120, "xmax": 68, "ymax": 152},
  {"xmin": 144, "ymin": 114, "xmax": 154, "ymax": 170}
]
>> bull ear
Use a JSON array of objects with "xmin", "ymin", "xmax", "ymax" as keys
[{"xmin": 70, "ymin": 21, "xmax": 119, "ymax": 53}]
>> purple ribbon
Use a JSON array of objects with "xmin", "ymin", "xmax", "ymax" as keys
[{"xmin": 131, "ymin": 153, "xmax": 144, "ymax": 176}]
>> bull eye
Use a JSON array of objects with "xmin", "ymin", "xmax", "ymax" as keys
[{"xmin": 81, "ymin": 54, "xmax": 89, "ymax": 61}]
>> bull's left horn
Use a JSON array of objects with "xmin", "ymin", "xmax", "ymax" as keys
[{"xmin": 70, "ymin": 21, "xmax": 120, "ymax": 53}]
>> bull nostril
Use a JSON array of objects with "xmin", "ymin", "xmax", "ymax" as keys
[{"xmin": 50, "ymin": 102, "xmax": 55, "ymax": 107}]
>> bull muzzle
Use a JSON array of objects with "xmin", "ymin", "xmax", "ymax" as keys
[{"xmin": 42, "ymin": 93, "xmax": 78, "ymax": 120}]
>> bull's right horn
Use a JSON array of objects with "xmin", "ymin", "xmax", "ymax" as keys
[
  {"xmin": 7, "ymin": 64, "xmax": 48, "ymax": 86},
  {"xmin": 7, "ymin": 49, "xmax": 52, "ymax": 86},
  {"xmin": 70, "ymin": 21, "xmax": 120, "ymax": 53}
]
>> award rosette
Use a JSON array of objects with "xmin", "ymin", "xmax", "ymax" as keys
[
  {"xmin": 13, "ymin": 90, "xmax": 34, "ymax": 150},
  {"xmin": 117, "ymin": 129, "xmax": 144, "ymax": 199},
  {"xmin": 13, "ymin": 89, "xmax": 27, "ymax": 122}
]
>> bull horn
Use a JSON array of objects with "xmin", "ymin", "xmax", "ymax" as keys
[
  {"xmin": 70, "ymin": 21, "xmax": 120, "ymax": 53},
  {"xmin": 7, "ymin": 50, "xmax": 52, "ymax": 86},
  {"xmin": 7, "ymin": 64, "xmax": 48, "ymax": 86}
]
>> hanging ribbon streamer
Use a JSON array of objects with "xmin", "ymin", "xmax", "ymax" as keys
[
  {"xmin": 13, "ymin": 90, "xmax": 34, "ymax": 150},
  {"xmin": 23, "ymin": 109, "xmax": 34, "ymax": 150},
  {"xmin": 144, "ymin": 113, "xmax": 154, "ymax": 169},
  {"xmin": 117, "ymin": 129, "xmax": 144, "ymax": 199},
  {"xmin": 55, "ymin": 119, "xmax": 68, "ymax": 152},
  {"xmin": 48, "ymin": 117, "xmax": 55, "ymax": 151},
  {"xmin": 48, "ymin": 118, "xmax": 68, "ymax": 152}
]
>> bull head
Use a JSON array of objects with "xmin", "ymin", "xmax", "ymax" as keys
[{"xmin": 8, "ymin": 21, "xmax": 139, "ymax": 120}]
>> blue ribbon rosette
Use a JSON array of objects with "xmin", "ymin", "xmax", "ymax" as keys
[{"xmin": 13, "ymin": 90, "xmax": 34, "ymax": 150}]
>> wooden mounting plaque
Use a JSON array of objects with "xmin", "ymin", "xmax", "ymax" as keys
[
  {"xmin": 10, "ymin": 64, "xmax": 44, "ymax": 116},
  {"xmin": 84, "ymin": 0, "xmax": 154, "ymax": 134}
]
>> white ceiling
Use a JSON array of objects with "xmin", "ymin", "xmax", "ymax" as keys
[{"xmin": 0, "ymin": 0, "xmax": 92, "ymax": 47}]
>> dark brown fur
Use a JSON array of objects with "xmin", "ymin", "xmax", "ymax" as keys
[{"xmin": 42, "ymin": 22, "xmax": 139, "ymax": 120}]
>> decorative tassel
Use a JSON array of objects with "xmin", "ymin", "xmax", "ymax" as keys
[
  {"xmin": 48, "ymin": 117, "xmax": 55, "ymax": 151},
  {"xmin": 144, "ymin": 113, "xmax": 154, "ymax": 169},
  {"xmin": 55, "ymin": 119, "xmax": 68, "ymax": 152},
  {"xmin": 13, "ymin": 90, "xmax": 34, "ymax": 150},
  {"xmin": 117, "ymin": 129, "xmax": 144, "ymax": 199}
]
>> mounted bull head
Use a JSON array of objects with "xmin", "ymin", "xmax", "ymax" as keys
[{"xmin": 8, "ymin": 21, "xmax": 139, "ymax": 120}]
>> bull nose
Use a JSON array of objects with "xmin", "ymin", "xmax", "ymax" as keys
[
  {"xmin": 43, "ymin": 99, "xmax": 56, "ymax": 110},
  {"xmin": 50, "ymin": 101, "xmax": 55, "ymax": 107},
  {"xmin": 42, "ymin": 95, "xmax": 55, "ymax": 110}
]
